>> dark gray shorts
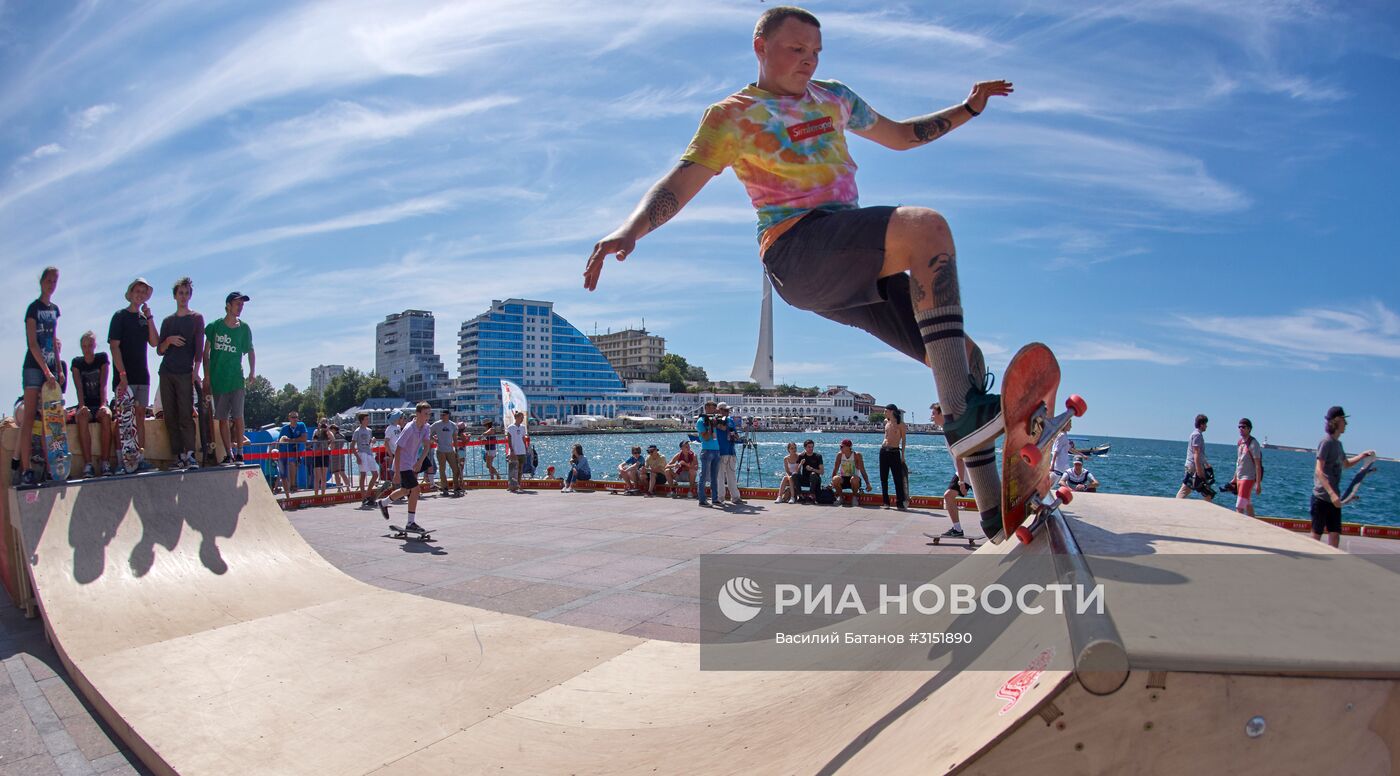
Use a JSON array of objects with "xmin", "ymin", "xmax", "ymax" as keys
[{"xmin": 762, "ymin": 206, "xmax": 924, "ymax": 363}]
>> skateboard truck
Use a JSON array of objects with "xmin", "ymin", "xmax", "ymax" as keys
[
  {"xmin": 1015, "ymin": 485, "xmax": 1076, "ymax": 545},
  {"xmin": 1019, "ymin": 395, "xmax": 1088, "ymax": 468}
]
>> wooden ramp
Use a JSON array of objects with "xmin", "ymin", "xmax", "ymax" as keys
[{"xmin": 8, "ymin": 469, "xmax": 1400, "ymax": 774}]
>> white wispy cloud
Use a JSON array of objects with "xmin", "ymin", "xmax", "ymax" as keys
[
  {"xmin": 823, "ymin": 11, "xmax": 1002, "ymax": 51},
  {"xmin": 246, "ymin": 96, "xmax": 519, "ymax": 156},
  {"xmin": 20, "ymin": 143, "xmax": 64, "ymax": 163},
  {"xmin": 975, "ymin": 124, "xmax": 1252, "ymax": 215},
  {"xmin": 1059, "ymin": 341, "xmax": 1188, "ymax": 365},
  {"xmin": 74, "ymin": 103, "xmax": 117, "ymax": 130},
  {"xmin": 608, "ymin": 78, "xmax": 732, "ymax": 120},
  {"xmin": 1179, "ymin": 302, "xmax": 1400, "ymax": 360}
]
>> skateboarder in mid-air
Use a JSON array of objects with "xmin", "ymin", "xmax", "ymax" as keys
[
  {"xmin": 379, "ymin": 401, "xmax": 434, "ymax": 534},
  {"xmin": 586, "ymin": 6, "xmax": 1013, "ymax": 537}
]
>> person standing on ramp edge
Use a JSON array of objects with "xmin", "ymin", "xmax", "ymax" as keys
[{"xmin": 585, "ymin": 6, "xmax": 1013, "ymax": 537}]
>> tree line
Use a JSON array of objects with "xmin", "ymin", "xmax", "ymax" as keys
[{"xmin": 244, "ymin": 367, "xmax": 397, "ymax": 428}]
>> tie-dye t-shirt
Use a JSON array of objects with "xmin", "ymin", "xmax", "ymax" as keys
[{"xmin": 681, "ymin": 79, "xmax": 877, "ymax": 251}]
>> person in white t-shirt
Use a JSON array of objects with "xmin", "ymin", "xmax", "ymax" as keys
[
  {"xmin": 1050, "ymin": 422, "xmax": 1074, "ymax": 477},
  {"xmin": 351, "ymin": 411, "xmax": 379, "ymax": 505},
  {"xmin": 506, "ymin": 411, "xmax": 529, "ymax": 492}
]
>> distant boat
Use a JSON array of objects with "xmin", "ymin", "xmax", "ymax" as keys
[
  {"xmin": 804, "ymin": 429, "xmax": 823, "ymax": 434},
  {"xmin": 1072, "ymin": 444, "xmax": 1111, "ymax": 457},
  {"xmin": 1264, "ymin": 443, "xmax": 1311, "ymax": 453}
]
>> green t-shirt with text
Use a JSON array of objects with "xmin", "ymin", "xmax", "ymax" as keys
[{"xmin": 205, "ymin": 318, "xmax": 252, "ymax": 395}]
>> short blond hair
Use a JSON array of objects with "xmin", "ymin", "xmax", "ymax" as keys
[{"xmin": 755, "ymin": 5, "xmax": 819, "ymax": 39}]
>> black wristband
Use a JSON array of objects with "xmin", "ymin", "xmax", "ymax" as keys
[{"xmin": 963, "ymin": 102, "xmax": 980, "ymax": 117}]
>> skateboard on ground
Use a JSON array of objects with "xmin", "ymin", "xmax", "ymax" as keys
[
  {"xmin": 924, "ymin": 531, "xmax": 979, "ymax": 548},
  {"xmin": 1340, "ymin": 454, "xmax": 1377, "ymax": 506},
  {"xmin": 114, "ymin": 386, "xmax": 142, "ymax": 473},
  {"xmin": 196, "ymin": 382, "xmax": 217, "ymax": 466},
  {"xmin": 1000, "ymin": 343, "xmax": 1085, "ymax": 544},
  {"xmin": 40, "ymin": 382, "xmax": 70, "ymax": 482},
  {"xmin": 389, "ymin": 524, "xmax": 434, "ymax": 541}
]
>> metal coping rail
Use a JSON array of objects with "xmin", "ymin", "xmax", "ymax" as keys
[{"xmin": 1044, "ymin": 508, "xmax": 1131, "ymax": 696}]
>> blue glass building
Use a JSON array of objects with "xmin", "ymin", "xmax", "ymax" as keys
[{"xmin": 454, "ymin": 299, "xmax": 632, "ymax": 422}]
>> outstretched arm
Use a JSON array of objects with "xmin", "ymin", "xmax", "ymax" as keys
[
  {"xmin": 584, "ymin": 161, "xmax": 718, "ymax": 290},
  {"xmin": 853, "ymin": 80, "xmax": 1014, "ymax": 151}
]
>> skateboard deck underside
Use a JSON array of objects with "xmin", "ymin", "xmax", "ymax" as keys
[
  {"xmin": 115, "ymin": 389, "xmax": 140, "ymax": 471},
  {"xmin": 1000, "ymin": 343, "xmax": 1061, "ymax": 540},
  {"xmin": 42, "ymin": 384, "xmax": 69, "ymax": 481}
]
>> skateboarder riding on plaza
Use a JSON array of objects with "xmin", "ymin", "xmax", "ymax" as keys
[
  {"xmin": 586, "ymin": 6, "xmax": 1013, "ymax": 537},
  {"xmin": 379, "ymin": 401, "xmax": 434, "ymax": 533}
]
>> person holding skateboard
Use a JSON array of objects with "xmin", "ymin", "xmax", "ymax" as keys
[
  {"xmin": 585, "ymin": 6, "xmax": 1011, "ymax": 537},
  {"xmin": 379, "ymin": 401, "xmax": 434, "ymax": 533},
  {"xmin": 71, "ymin": 331, "xmax": 114, "ymax": 477},
  {"xmin": 1311, "ymin": 406, "xmax": 1375, "ymax": 548},
  {"xmin": 1175, "ymin": 414, "xmax": 1214, "ymax": 500},
  {"xmin": 12, "ymin": 266, "xmax": 60, "ymax": 486},
  {"xmin": 108, "ymin": 278, "xmax": 159, "ymax": 472}
]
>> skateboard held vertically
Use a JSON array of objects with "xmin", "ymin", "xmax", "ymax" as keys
[
  {"xmin": 196, "ymin": 382, "xmax": 217, "ymax": 466},
  {"xmin": 1000, "ymin": 343, "xmax": 1086, "ymax": 544},
  {"xmin": 1339, "ymin": 455, "xmax": 1377, "ymax": 506},
  {"xmin": 114, "ymin": 386, "xmax": 142, "ymax": 473},
  {"xmin": 41, "ymin": 382, "xmax": 70, "ymax": 482}
]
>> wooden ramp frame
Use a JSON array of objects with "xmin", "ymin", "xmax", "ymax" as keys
[{"xmin": 9, "ymin": 467, "xmax": 1400, "ymax": 774}]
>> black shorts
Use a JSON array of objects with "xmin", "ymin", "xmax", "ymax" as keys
[
  {"xmin": 837, "ymin": 475, "xmax": 859, "ymax": 490},
  {"xmin": 311, "ymin": 456, "xmax": 329, "ymax": 469},
  {"xmin": 649, "ymin": 471, "xmax": 668, "ymax": 484},
  {"xmin": 946, "ymin": 475, "xmax": 969, "ymax": 495},
  {"xmin": 763, "ymin": 206, "xmax": 924, "ymax": 364},
  {"xmin": 1310, "ymin": 496, "xmax": 1342, "ymax": 534},
  {"xmin": 398, "ymin": 470, "xmax": 419, "ymax": 491},
  {"xmin": 418, "ymin": 456, "xmax": 434, "ymax": 473}
]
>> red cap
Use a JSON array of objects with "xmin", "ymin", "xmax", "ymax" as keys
[{"xmin": 840, "ymin": 439, "xmax": 853, "ymax": 447}]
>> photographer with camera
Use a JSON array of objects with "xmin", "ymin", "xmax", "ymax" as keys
[
  {"xmin": 694, "ymin": 400, "xmax": 723, "ymax": 507},
  {"xmin": 715, "ymin": 402, "xmax": 746, "ymax": 506}
]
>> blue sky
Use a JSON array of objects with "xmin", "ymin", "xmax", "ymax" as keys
[{"xmin": 2, "ymin": 0, "xmax": 1398, "ymax": 454}]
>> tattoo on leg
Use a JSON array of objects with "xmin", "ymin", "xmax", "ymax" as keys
[
  {"xmin": 911, "ymin": 276, "xmax": 927, "ymax": 306},
  {"xmin": 929, "ymin": 252, "xmax": 960, "ymax": 305},
  {"xmin": 645, "ymin": 187, "xmax": 680, "ymax": 232},
  {"xmin": 913, "ymin": 116, "xmax": 952, "ymax": 143}
]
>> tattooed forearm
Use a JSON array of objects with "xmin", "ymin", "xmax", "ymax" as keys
[
  {"xmin": 912, "ymin": 115, "xmax": 952, "ymax": 144},
  {"xmin": 644, "ymin": 187, "xmax": 680, "ymax": 232},
  {"xmin": 929, "ymin": 252, "xmax": 960, "ymax": 305}
]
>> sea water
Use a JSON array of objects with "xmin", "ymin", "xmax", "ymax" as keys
[{"xmin": 510, "ymin": 432, "xmax": 1398, "ymax": 527}]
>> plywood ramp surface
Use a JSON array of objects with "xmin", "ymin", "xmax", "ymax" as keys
[
  {"xmin": 11, "ymin": 467, "xmax": 1074, "ymax": 775},
  {"xmin": 1061, "ymin": 493, "xmax": 1400, "ymax": 676}
]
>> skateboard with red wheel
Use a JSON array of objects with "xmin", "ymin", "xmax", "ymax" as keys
[{"xmin": 999, "ymin": 343, "xmax": 1086, "ymax": 544}]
